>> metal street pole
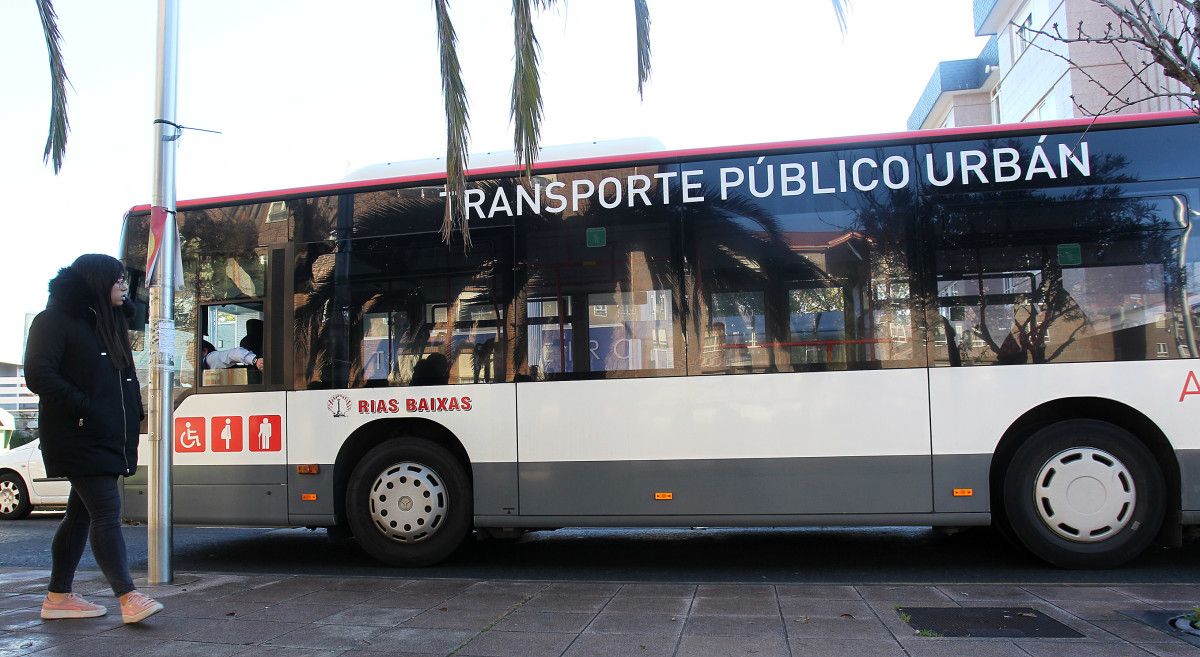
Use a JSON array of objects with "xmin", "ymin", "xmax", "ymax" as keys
[{"xmin": 147, "ymin": 0, "xmax": 179, "ymax": 585}]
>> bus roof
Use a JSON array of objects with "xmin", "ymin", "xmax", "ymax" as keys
[{"xmin": 129, "ymin": 110, "xmax": 1197, "ymax": 214}]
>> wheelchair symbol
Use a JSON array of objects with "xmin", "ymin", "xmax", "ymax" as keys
[{"xmin": 174, "ymin": 417, "xmax": 205, "ymax": 452}]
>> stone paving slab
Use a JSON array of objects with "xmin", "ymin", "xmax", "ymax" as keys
[{"xmin": 1, "ymin": 568, "xmax": 1199, "ymax": 657}]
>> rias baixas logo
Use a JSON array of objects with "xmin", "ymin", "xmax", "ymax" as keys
[{"xmin": 327, "ymin": 394, "xmax": 352, "ymax": 418}]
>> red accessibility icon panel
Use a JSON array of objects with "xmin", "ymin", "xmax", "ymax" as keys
[
  {"xmin": 174, "ymin": 417, "xmax": 205, "ymax": 453},
  {"xmin": 248, "ymin": 415, "xmax": 282, "ymax": 452},
  {"xmin": 211, "ymin": 416, "xmax": 244, "ymax": 452}
]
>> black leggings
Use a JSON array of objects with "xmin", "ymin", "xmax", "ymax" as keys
[{"xmin": 49, "ymin": 476, "xmax": 134, "ymax": 597}]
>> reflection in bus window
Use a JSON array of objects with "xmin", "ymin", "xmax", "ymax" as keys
[
  {"xmin": 933, "ymin": 195, "xmax": 1198, "ymax": 366},
  {"xmin": 198, "ymin": 252, "xmax": 266, "ymax": 301},
  {"xmin": 516, "ymin": 168, "xmax": 685, "ymax": 381},
  {"xmin": 685, "ymin": 149, "xmax": 921, "ymax": 375},
  {"xmin": 292, "ymin": 200, "xmax": 512, "ymax": 389}
]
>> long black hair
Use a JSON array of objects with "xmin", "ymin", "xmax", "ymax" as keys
[{"xmin": 70, "ymin": 253, "xmax": 133, "ymax": 370}]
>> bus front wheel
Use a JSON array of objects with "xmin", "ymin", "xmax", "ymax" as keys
[
  {"xmin": 346, "ymin": 438, "xmax": 472, "ymax": 567},
  {"xmin": 1003, "ymin": 419, "xmax": 1164, "ymax": 569}
]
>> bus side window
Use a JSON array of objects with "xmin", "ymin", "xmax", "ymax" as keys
[
  {"xmin": 933, "ymin": 195, "xmax": 1195, "ymax": 365},
  {"xmin": 200, "ymin": 302, "xmax": 265, "ymax": 386},
  {"xmin": 683, "ymin": 153, "xmax": 921, "ymax": 376},
  {"xmin": 292, "ymin": 188, "xmax": 514, "ymax": 389},
  {"xmin": 516, "ymin": 170, "xmax": 685, "ymax": 382}
]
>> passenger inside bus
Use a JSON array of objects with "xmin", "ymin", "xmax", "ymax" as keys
[
  {"xmin": 201, "ymin": 339, "xmax": 263, "ymax": 372},
  {"xmin": 239, "ymin": 319, "xmax": 263, "ymax": 354},
  {"xmin": 410, "ymin": 353, "xmax": 449, "ymax": 386}
]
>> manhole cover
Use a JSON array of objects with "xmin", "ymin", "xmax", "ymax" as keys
[
  {"xmin": 1120, "ymin": 610, "xmax": 1200, "ymax": 648},
  {"xmin": 897, "ymin": 607, "xmax": 1084, "ymax": 638}
]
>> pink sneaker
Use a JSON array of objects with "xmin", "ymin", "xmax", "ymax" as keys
[
  {"xmin": 119, "ymin": 590, "xmax": 163, "ymax": 624},
  {"xmin": 40, "ymin": 593, "xmax": 108, "ymax": 620}
]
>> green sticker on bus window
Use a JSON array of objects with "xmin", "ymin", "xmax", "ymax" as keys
[
  {"xmin": 586, "ymin": 227, "xmax": 607, "ymax": 248},
  {"xmin": 1057, "ymin": 243, "xmax": 1082, "ymax": 266}
]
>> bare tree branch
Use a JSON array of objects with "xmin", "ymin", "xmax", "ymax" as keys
[{"xmin": 1022, "ymin": 0, "xmax": 1198, "ymax": 118}]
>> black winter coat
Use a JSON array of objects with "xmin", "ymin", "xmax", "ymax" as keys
[{"xmin": 23, "ymin": 268, "xmax": 143, "ymax": 478}]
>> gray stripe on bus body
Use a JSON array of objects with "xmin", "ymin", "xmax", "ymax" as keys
[
  {"xmin": 517, "ymin": 456, "xmax": 935, "ymax": 516},
  {"xmin": 932, "ymin": 453, "xmax": 991, "ymax": 513},
  {"xmin": 1177, "ymin": 449, "xmax": 1200, "ymax": 511},
  {"xmin": 472, "ymin": 462, "xmax": 518, "ymax": 515},
  {"xmin": 125, "ymin": 465, "xmax": 287, "ymax": 486},
  {"xmin": 123, "ymin": 484, "xmax": 288, "ymax": 525},
  {"xmin": 121, "ymin": 448, "xmax": 1198, "ymax": 527},
  {"xmin": 288, "ymin": 466, "xmax": 335, "ymax": 517},
  {"xmin": 122, "ymin": 462, "xmax": 519, "ymax": 524},
  {"xmin": 475, "ymin": 513, "xmax": 992, "ymax": 528}
]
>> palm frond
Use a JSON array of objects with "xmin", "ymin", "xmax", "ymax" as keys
[
  {"xmin": 511, "ymin": 0, "xmax": 545, "ymax": 178},
  {"xmin": 434, "ymin": 0, "xmax": 471, "ymax": 245},
  {"xmin": 831, "ymin": 0, "xmax": 850, "ymax": 34},
  {"xmin": 37, "ymin": 0, "xmax": 70, "ymax": 173},
  {"xmin": 634, "ymin": 0, "xmax": 652, "ymax": 99}
]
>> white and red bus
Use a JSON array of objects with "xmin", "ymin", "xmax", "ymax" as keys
[{"xmin": 119, "ymin": 111, "xmax": 1200, "ymax": 568}]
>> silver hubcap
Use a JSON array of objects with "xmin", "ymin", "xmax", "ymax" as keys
[
  {"xmin": 368, "ymin": 462, "xmax": 447, "ymax": 543},
  {"xmin": 1034, "ymin": 447, "xmax": 1135, "ymax": 543},
  {"xmin": 0, "ymin": 480, "xmax": 21, "ymax": 515}
]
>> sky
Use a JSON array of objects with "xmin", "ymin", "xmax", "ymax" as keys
[{"xmin": 0, "ymin": 1, "xmax": 989, "ymax": 364}]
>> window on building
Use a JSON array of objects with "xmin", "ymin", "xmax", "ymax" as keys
[{"xmin": 1015, "ymin": 12, "xmax": 1034, "ymax": 55}]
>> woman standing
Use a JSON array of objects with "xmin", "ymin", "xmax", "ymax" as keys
[{"xmin": 23, "ymin": 254, "xmax": 163, "ymax": 624}]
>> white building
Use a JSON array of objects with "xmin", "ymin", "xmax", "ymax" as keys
[{"xmin": 910, "ymin": 0, "xmax": 1194, "ymax": 129}]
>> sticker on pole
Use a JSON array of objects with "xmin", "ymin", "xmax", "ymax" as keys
[
  {"xmin": 155, "ymin": 320, "xmax": 176, "ymax": 353},
  {"xmin": 174, "ymin": 417, "xmax": 205, "ymax": 453}
]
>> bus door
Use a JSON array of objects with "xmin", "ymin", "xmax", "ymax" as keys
[
  {"xmin": 173, "ymin": 246, "xmax": 290, "ymax": 525},
  {"xmin": 124, "ymin": 242, "xmax": 291, "ymax": 525}
]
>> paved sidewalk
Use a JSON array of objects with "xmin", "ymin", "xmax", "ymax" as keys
[{"xmin": 2, "ymin": 568, "xmax": 1199, "ymax": 657}]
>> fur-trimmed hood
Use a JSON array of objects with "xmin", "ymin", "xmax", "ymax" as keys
[
  {"xmin": 46, "ymin": 267, "xmax": 98, "ymax": 320},
  {"xmin": 46, "ymin": 266, "xmax": 134, "ymax": 321}
]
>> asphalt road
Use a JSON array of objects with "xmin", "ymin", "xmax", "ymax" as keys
[{"xmin": 4, "ymin": 513, "xmax": 1200, "ymax": 584}]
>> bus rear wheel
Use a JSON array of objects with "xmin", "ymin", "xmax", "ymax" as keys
[
  {"xmin": 346, "ymin": 438, "xmax": 472, "ymax": 567},
  {"xmin": 1003, "ymin": 419, "xmax": 1164, "ymax": 569}
]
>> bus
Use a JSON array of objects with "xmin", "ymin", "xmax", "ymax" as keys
[{"xmin": 118, "ymin": 111, "xmax": 1200, "ymax": 568}]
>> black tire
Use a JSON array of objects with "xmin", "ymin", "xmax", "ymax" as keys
[
  {"xmin": 1003, "ymin": 419, "xmax": 1164, "ymax": 569},
  {"xmin": 0, "ymin": 471, "xmax": 32, "ymax": 520},
  {"xmin": 345, "ymin": 438, "xmax": 471, "ymax": 566}
]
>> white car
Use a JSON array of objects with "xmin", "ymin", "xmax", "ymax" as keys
[{"xmin": 0, "ymin": 439, "xmax": 69, "ymax": 520}]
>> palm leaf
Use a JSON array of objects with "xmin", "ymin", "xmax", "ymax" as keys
[
  {"xmin": 832, "ymin": 0, "xmax": 850, "ymax": 33},
  {"xmin": 634, "ymin": 0, "xmax": 652, "ymax": 98},
  {"xmin": 434, "ymin": 0, "xmax": 471, "ymax": 245},
  {"xmin": 37, "ymin": 0, "xmax": 70, "ymax": 173},
  {"xmin": 512, "ymin": 0, "xmax": 553, "ymax": 177}
]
